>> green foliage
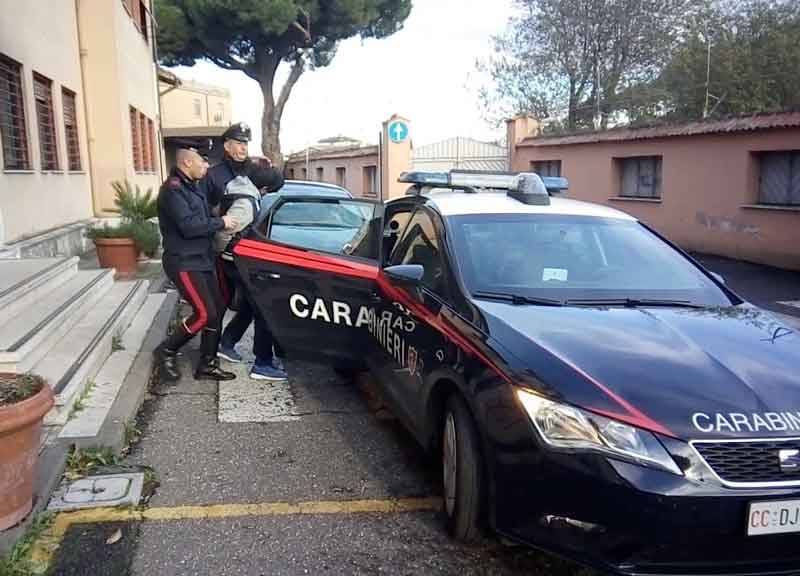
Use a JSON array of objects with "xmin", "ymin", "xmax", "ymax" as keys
[
  {"xmin": 0, "ymin": 513, "xmax": 53, "ymax": 576},
  {"xmin": 129, "ymin": 221, "xmax": 161, "ymax": 257},
  {"xmin": 87, "ymin": 180, "xmax": 161, "ymax": 254},
  {"xmin": 65, "ymin": 447, "xmax": 119, "ymax": 481},
  {"xmin": 112, "ymin": 180, "xmax": 158, "ymax": 223},
  {"xmin": 0, "ymin": 374, "xmax": 43, "ymax": 407},
  {"xmin": 482, "ymin": 0, "xmax": 800, "ymax": 128}
]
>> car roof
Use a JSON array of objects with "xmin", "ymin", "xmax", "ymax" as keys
[
  {"xmin": 404, "ymin": 191, "xmax": 636, "ymax": 220},
  {"xmin": 281, "ymin": 180, "xmax": 351, "ymax": 196}
]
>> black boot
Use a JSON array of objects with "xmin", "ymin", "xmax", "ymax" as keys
[
  {"xmin": 154, "ymin": 323, "xmax": 193, "ymax": 382},
  {"xmin": 195, "ymin": 329, "xmax": 236, "ymax": 381}
]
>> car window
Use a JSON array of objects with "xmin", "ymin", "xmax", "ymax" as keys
[
  {"xmin": 450, "ymin": 213, "xmax": 733, "ymax": 306},
  {"xmin": 391, "ymin": 209, "xmax": 448, "ymax": 298},
  {"xmin": 267, "ymin": 198, "xmax": 379, "ymax": 259}
]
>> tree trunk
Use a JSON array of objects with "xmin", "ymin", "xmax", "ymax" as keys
[{"xmin": 255, "ymin": 54, "xmax": 305, "ymax": 171}]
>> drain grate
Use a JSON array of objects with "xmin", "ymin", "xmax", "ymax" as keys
[{"xmin": 48, "ymin": 473, "xmax": 144, "ymax": 512}]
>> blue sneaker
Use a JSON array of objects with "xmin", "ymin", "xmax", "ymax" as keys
[
  {"xmin": 250, "ymin": 363, "xmax": 288, "ymax": 382},
  {"xmin": 272, "ymin": 357, "xmax": 285, "ymax": 372},
  {"xmin": 217, "ymin": 345, "xmax": 242, "ymax": 363}
]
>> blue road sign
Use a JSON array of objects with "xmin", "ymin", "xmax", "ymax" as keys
[{"xmin": 388, "ymin": 120, "xmax": 409, "ymax": 144}]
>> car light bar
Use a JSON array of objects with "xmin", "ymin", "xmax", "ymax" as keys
[{"xmin": 398, "ymin": 170, "xmax": 569, "ymax": 206}]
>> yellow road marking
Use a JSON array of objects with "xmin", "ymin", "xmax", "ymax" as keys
[{"xmin": 29, "ymin": 497, "xmax": 441, "ymax": 570}]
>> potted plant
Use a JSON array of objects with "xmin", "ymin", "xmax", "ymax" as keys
[
  {"xmin": 87, "ymin": 222, "xmax": 139, "ymax": 279},
  {"xmin": 0, "ymin": 373, "xmax": 54, "ymax": 531},
  {"xmin": 112, "ymin": 181, "xmax": 160, "ymax": 262},
  {"xmin": 87, "ymin": 181, "xmax": 161, "ymax": 277}
]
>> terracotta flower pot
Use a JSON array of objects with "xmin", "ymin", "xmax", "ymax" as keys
[
  {"xmin": 94, "ymin": 237, "xmax": 139, "ymax": 279},
  {"xmin": 0, "ymin": 375, "xmax": 54, "ymax": 531}
]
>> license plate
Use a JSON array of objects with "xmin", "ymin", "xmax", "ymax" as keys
[{"xmin": 748, "ymin": 499, "xmax": 800, "ymax": 536}]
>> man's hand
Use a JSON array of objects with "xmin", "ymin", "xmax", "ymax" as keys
[{"xmin": 222, "ymin": 215, "xmax": 238, "ymax": 231}]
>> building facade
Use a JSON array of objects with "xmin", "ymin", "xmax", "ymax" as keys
[
  {"xmin": 0, "ymin": 0, "xmax": 163, "ymax": 251},
  {"xmin": 508, "ymin": 113, "xmax": 800, "ymax": 271}
]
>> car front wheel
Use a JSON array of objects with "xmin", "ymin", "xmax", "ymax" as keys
[{"xmin": 442, "ymin": 394, "xmax": 483, "ymax": 541}]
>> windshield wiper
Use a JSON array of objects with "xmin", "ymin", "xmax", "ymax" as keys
[
  {"xmin": 565, "ymin": 298, "xmax": 704, "ymax": 309},
  {"xmin": 473, "ymin": 291, "xmax": 564, "ymax": 307}
]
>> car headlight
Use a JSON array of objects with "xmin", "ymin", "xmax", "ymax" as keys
[{"xmin": 516, "ymin": 388, "xmax": 682, "ymax": 476}]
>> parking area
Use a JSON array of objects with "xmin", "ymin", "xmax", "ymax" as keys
[
  {"xmin": 44, "ymin": 339, "xmax": 595, "ymax": 576},
  {"xmin": 39, "ymin": 254, "xmax": 800, "ymax": 576}
]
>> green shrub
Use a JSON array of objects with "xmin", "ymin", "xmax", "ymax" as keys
[
  {"xmin": 130, "ymin": 221, "xmax": 161, "ymax": 257},
  {"xmin": 112, "ymin": 180, "xmax": 157, "ymax": 223}
]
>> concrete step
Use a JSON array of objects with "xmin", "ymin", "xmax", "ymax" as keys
[
  {"xmin": 0, "ymin": 257, "xmax": 78, "ymax": 319},
  {"xmin": 0, "ymin": 269, "xmax": 115, "ymax": 372},
  {"xmin": 59, "ymin": 293, "xmax": 166, "ymax": 446},
  {"xmin": 39, "ymin": 279, "xmax": 150, "ymax": 426}
]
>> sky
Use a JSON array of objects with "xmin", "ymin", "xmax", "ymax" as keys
[{"xmin": 165, "ymin": 0, "xmax": 514, "ymax": 155}]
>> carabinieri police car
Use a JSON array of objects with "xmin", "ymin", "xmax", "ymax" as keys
[{"xmin": 234, "ymin": 170, "xmax": 800, "ymax": 575}]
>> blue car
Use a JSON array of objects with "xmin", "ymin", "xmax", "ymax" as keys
[{"xmin": 236, "ymin": 170, "xmax": 800, "ymax": 575}]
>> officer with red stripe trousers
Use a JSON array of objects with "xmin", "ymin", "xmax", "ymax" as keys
[{"xmin": 155, "ymin": 147, "xmax": 238, "ymax": 382}]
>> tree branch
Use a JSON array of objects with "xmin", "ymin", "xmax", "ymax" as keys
[{"xmin": 275, "ymin": 57, "xmax": 306, "ymax": 120}]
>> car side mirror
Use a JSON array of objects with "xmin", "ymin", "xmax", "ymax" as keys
[{"xmin": 384, "ymin": 264, "xmax": 424, "ymax": 286}]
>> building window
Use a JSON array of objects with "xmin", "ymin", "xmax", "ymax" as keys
[
  {"xmin": 619, "ymin": 156, "xmax": 662, "ymax": 199},
  {"xmin": 129, "ymin": 106, "xmax": 141, "ymax": 172},
  {"xmin": 316, "ymin": 166, "xmax": 324, "ymax": 181},
  {"xmin": 138, "ymin": 1, "xmax": 149, "ymax": 43},
  {"xmin": 147, "ymin": 118, "xmax": 156, "ymax": 172},
  {"xmin": 0, "ymin": 54, "xmax": 30, "ymax": 170},
  {"xmin": 288, "ymin": 168, "xmax": 295, "ymax": 179},
  {"xmin": 139, "ymin": 112, "xmax": 150, "ymax": 171},
  {"xmin": 193, "ymin": 98, "xmax": 202, "ymax": 119},
  {"xmin": 531, "ymin": 160, "xmax": 561, "ymax": 177},
  {"xmin": 62, "ymin": 88, "xmax": 81, "ymax": 171},
  {"xmin": 301, "ymin": 167, "xmax": 307, "ymax": 180},
  {"xmin": 33, "ymin": 73, "xmax": 59, "ymax": 171},
  {"xmin": 758, "ymin": 151, "xmax": 800, "ymax": 206},
  {"xmin": 362, "ymin": 165, "xmax": 377, "ymax": 196},
  {"xmin": 213, "ymin": 102, "xmax": 224, "ymax": 124},
  {"xmin": 336, "ymin": 167, "xmax": 346, "ymax": 187}
]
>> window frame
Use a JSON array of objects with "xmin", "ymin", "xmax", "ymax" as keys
[
  {"xmin": 61, "ymin": 87, "xmax": 81, "ymax": 171},
  {"xmin": 389, "ymin": 206, "xmax": 452, "ymax": 301},
  {"xmin": 757, "ymin": 150, "xmax": 800, "ymax": 207},
  {"xmin": 531, "ymin": 159, "xmax": 562, "ymax": 178},
  {"xmin": 362, "ymin": 165, "xmax": 377, "ymax": 197},
  {"xmin": 618, "ymin": 155, "xmax": 662, "ymax": 199},
  {"xmin": 33, "ymin": 72, "xmax": 59, "ymax": 171},
  {"xmin": 0, "ymin": 53, "xmax": 31, "ymax": 171}
]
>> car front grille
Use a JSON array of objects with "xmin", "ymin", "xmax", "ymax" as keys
[{"xmin": 692, "ymin": 439, "xmax": 800, "ymax": 485}]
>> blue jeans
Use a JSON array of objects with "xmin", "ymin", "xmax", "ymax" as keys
[{"xmin": 220, "ymin": 261, "xmax": 276, "ymax": 365}]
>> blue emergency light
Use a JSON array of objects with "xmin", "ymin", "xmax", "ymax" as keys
[{"xmin": 398, "ymin": 170, "xmax": 569, "ymax": 205}]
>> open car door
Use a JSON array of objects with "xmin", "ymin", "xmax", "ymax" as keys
[{"xmin": 234, "ymin": 196, "xmax": 383, "ymax": 368}]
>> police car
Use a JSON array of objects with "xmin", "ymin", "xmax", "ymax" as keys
[{"xmin": 234, "ymin": 170, "xmax": 800, "ymax": 575}]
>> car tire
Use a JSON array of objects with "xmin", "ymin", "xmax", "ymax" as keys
[{"xmin": 442, "ymin": 394, "xmax": 483, "ymax": 541}]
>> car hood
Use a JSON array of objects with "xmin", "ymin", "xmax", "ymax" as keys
[{"xmin": 474, "ymin": 301, "xmax": 800, "ymax": 440}]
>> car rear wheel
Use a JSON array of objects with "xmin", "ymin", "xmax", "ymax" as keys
[{"xmin": 442, "ymin": 394, "xmax": 483, "ymax": 541}]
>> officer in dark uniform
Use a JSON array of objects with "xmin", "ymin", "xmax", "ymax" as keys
[
  {"xmin": 199, "ymin": 121, "xmax": 254, "ymax": 211},
  {"xmin": 155, "ymin": 147, "xmax": 238, "ymax": 382}
]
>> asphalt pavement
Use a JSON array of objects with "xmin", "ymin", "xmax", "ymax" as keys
[
  {"xmin": 44, "ymin": 254, "xmax": 800, "ymax": 576},
  {"xmin": 47, "ymin": 321, "xmax": 596, "ymax": 576}
]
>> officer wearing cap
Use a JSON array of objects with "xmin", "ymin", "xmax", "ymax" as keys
[
  {"xmin": 199, "ymin": 121, "xmax": 255, "ymax": 211},
  {"xmin": 154, "ymin": 147, "xmax": 238, "ymax": 382}
]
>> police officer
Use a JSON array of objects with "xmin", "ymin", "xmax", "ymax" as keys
[
  {"xmin": 200, "ymin": 121, "xmax": 254, "ymax": 211},
  {"xmin": 155, "ymin": 147, "xmax": 238, "ymax": 382}
]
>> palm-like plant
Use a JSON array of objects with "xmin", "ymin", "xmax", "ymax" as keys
[{"xmin": 112, "ymin": 180, "xmax": 158, "ymax": 223}]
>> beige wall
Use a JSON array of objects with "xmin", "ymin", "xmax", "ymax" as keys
[
  {"xmin": 161, "ymin": 80, "xmax": 232, "ymax": 129},
  {"xmin": 0, "ymin": 0, "xmax": 93, "ymax": 244},
  {"xmin": 78, "ymin": 0, "xmax": 162, "ymax": 215},
  {"xmin": 512, "ymin": 129, "xmax": 800, "ymax": 270},
  {"xmin": 285, "ymin": 153, "xmax": 380, "ymax": 198}
]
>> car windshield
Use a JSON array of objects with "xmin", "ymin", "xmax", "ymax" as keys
[{"xmin": 449, "ymin": 213, "xmax": 733, "ymax": 306}]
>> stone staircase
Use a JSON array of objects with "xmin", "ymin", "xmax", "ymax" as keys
[{"xmin": 0, "ymin": 257, "xmax": 164, "ymax": 435}]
